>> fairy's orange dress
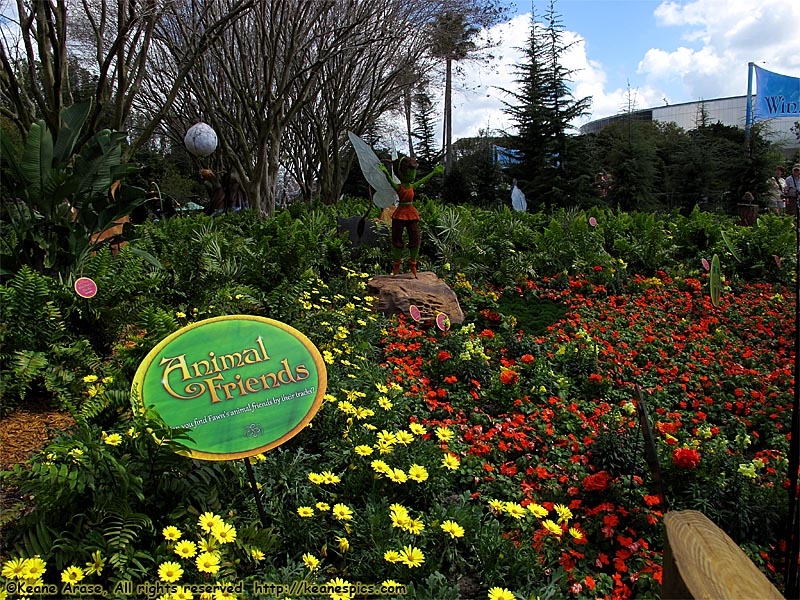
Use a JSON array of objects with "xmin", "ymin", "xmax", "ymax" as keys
[{"xmin": 392, "ymin": 185, "xmax": 419, "ymax": 220}]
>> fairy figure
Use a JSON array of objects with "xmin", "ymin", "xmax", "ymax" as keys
[
  {"xmin": 381, "ymin": 156, "xmax": 442, "ymax": 276},
  {"xmin": 347, "ymin": 131, "xmax": 442, "ymax": 278}
]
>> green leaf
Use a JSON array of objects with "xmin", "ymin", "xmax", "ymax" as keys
[
  {"xmin": 721, "ymin": 229, "xmax": 741, "ymax": 263},
  {"xmin": 710, "ymin": 253, "xmax": 722, "ymax": 307},
  {"xmin": 53, "ymin": 99, "xmax": 91, "ymax": 164},
  {"xmin": 127, "ymin": 247, "xmax": 164, "ymax": 269},
  {"xmin": 20, "ymin": 121, "xmax": 54, "ymax": 210}
]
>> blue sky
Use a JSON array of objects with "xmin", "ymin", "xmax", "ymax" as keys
[{"xmin": 447, "ymin": 0, "xmax": 800, "ymax": 139}]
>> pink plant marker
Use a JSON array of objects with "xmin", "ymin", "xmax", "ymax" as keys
[
  {"xmin": 701, "ymin": 258, "xmax": 710, "ymax": 271},
  {"xmin": 589, "ymin": 216, "xmax": 598, "ymax": 228},
  {"xmin": 436, "ymin": 313, "xmax": 450, "ymax": 331},
  {"xmin": 409, "ymin": 305, "xmax": 421, "ymax": 321},
  {"xmin": 74, "ymin": 277, "xmax": 98, "ymax": 298}
]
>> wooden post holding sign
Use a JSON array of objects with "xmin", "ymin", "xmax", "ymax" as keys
[
  {"xmin": 132, "ymin": 315, "xmax": 327, "ymax": 526},
  {"xmin": 634, "ymin": 385, "xmax": 669, "ymax": 509}
]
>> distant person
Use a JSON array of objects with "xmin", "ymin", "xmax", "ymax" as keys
[
  {"xmin": 786, "ymin": 164, "xmax": 800, "ymax": 217},
  {"xmin": 767, "ymin": 166, "xmax": 786, "ymax": 215},
  {"xmin": 738, "ymin": 192, "xmax": 758, "ymax": 226},
  {"xmin": 201, "ymin": 169, "xmax": 250, "ymax": 216},
  {"xmin": 593, "ymin": 171, "xmax": 612, "ymax": 198}
]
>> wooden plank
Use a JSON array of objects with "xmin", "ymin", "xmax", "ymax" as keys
[{"xmin": 662, "ymin": 510, "xmax": 784, "ymax": 599}]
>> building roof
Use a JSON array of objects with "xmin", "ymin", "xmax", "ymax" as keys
[{"xmin": 580, "ymin": 95, "xmax": 799, "ymax": 153}]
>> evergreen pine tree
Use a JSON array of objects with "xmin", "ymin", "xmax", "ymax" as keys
[
  {"xmin": 502, "ymin": 0, "xmax": 590, "ymax": 208},
  {"xmin": 412, "ymin": 89, "xmax": 441, "ymax": 167}
]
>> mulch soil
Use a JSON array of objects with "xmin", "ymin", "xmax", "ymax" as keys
[
  {"xmin": 0, "ymin": 401, "xmax": 75, "ymax": 471},
  {"xmin": 0, "ymin": 400, "xmax": 76, "ymax": 540}
]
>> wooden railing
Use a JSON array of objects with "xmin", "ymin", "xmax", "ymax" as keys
[{"xmin": 662, "ymin": 510, "xmax": 785, "ymax": 599}]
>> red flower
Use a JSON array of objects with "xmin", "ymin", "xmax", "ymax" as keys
[
  {"xmin": 500, "ymin": 369, "xmax": 519, "ymax": 385},
  {"xmin": 582, "ymin": 470, "xmax": 611, "ymax": 492},
  {"xmin": 672, "ymin": 447, "xmax": 701, "ymax": 469},
  {"xmin": 521, "ymin": 354, "xmax": 535, "ymax": 364},
  {"xmin": 437, "ymin": 351, "xmax": 451, "ymax": 362},
  {"xmin": 643, "ymin": 495, "xmax": 661, "ymax": 506}
]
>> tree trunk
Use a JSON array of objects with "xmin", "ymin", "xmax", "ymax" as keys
[{"xmin": 443, "ymin": 57, "xmax": 453, "ymax": 174}]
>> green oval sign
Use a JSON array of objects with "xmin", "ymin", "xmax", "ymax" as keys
[{"xmin": 132, "ymin": 315, "xmax": 327, "ymax": 461}]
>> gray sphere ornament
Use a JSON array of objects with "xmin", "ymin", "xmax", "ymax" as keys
[{"xmin": 184, "ymin": 122, "xmax": 218, "ymax": 157}]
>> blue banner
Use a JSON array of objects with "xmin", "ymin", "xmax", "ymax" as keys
[{"xmin": 754, "ymin": 65, "xmax": 800, "ymax": 120}]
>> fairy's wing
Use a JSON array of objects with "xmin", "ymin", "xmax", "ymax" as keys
[
  {"xmin": 348, "ymin": 131, "xmax": 398, "ymax": 208},
  {"xmin": 511, "ymin": 184, "xmax": 527, "ymax": 212}
]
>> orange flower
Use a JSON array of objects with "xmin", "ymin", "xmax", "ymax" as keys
[{"xmin": 499, "ymin": 369, "xmax": 519, "ymax": 385}]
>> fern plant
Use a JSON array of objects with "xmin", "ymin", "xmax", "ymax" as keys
[
  {"xmin": 1, "ymin": 402, "xmax": 273, "ymax": 586},
  {"xmin": 0, "ymin": 267, "xmax": 100, "ymax": 413}
]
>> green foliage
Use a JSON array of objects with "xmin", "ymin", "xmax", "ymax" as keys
[
  {"xmin": 1, "ymin": 405, "xmax": 254, "ymax": 584},
  {"xmin": 0, "ymin": 100, "xmax": 147, "ymax": 279},
  {"xmin": 0, "ymin": 267, "xmax": 100, "ymax": 413},
  {"xmin": 0, "ymin": 200, "xmax": 794, "ymax": 596}
]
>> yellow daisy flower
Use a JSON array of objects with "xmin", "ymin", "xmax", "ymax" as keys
[
  {"xmin": 162, "ymin": 525, "xmax": 182, "ymax": 541},
  {"xmin": 370, "ymin": 459, "xmax": 391, "ymax": 474},
  {"xmin": 328, "ymin": 577, "xmax": 352, "ymax": 600},
  {"xmin": 504, "ymin": 502, "xmax": 526, "ymax": 519},
  {"xmin": 84, "ymin": 551, "xmax": 105, "ymax": 576},
  {"xmin": 297, "ymin": 506, "xmax": 315, "ymax": 517},
  {"xmin": 23, "ymin": 556, "xmax": 47, "ymax": 579},
  {"xmin": 195, "ymin": 552, "xmax": 221, "ymax": 574},
  {"xmin": 399, "ymin": 545, "xmax": 424, "ymax": 568},
  {"xmin": 527, "ymin": 503, "xmax": 548, "ymax": 518},
  {"xmin": 315, "ymin": 502, "xmax": 331, "ymax": 512},
  {"xmin": 157, "ymin": 561, "xmax": 183, "ymax": 583},
  {"xmin": 102, "ymin": 432, "xmax": 122, "ymax": 446},
  {"xmin": 320, "ymin": 471, "xmax": 341, "ymax": 484},
  {"xmin": 568, "ymin": 527, "xmax": 583, "ymax": 540},
  {"xmin": 407, "ymin": 464, "xmax": 429, "ymax": 483},
  {"xmin": 2, "ymin": 557, "xmax": 27, "ymax": 579},
  {"xmin": 554, "ymin": 503, "xmax": 573, "ymax": 524},
  {"xmin": 395, "ymin": 430, "xmax": 414, "ymax": 445},
  {"xmin": 388, "ymin": 468, "xmax": 407, "ymax": 483},
  {"xmin": 331, "ymin": 503, "xmax": 353, "ymax": 521},
  {"xmin": 211, "ymin": 522, "xmax": 237, "ymax": 544},
  {"xmin": 408, "ymin": 422, "xmax": 427, "ymax": 435},
  {"xmin": 60, "ymin": 566, "xmax": 84, "ymax": 583},
  {"xmin": 542, "ymin": 519, "xmax": 563, "ymax": 536},
  {"xmin": 435, "ymin": 427, "xmax": 454, "ymax": 442},
  {"xmin": 440, "ymin": 520, "xmax": 465, "ymax": 538},
  {"xmin": 174, "ymin": 540, "xmax": 198, "ymax": 558},
  {"xmin": 383, "ymin": 550, "xmax": 402, "ymax": 563},
  {"xmin": 172, "ymin": 585, "xmax": 193, "ymax": 600},
  {"xmin": 441, "ymin": 453, "xmax": 460, "ymax": 470},
  {"xmin": 302, "ymin": 553, "xmax": 319, "ymax": 571},
  {"xmin": 487, "ymin": 587, "xmax": 516, "ymax": 600},
  {"xmin": 197, "ymin": 512, "xmax": 223, "ymax": 533},
  {"xmin": 405, "ymin": 518, "xmax": 425, "ymax": 535},
  {"xmin": 353, "ymin": 445, "xmax": 373, "ymax": 456}
]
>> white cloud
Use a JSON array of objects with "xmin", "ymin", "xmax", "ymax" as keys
[
  {"xmin": 444, "ymin": 0, "xmax": 800, "ymax": 142},
  {"xmin": 449, "ymin": 14, "xmax": 530, "ymax": 139},
  {"xmin": 641, "ymin": 0, "xmax": 800, "ymax": 101}
]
